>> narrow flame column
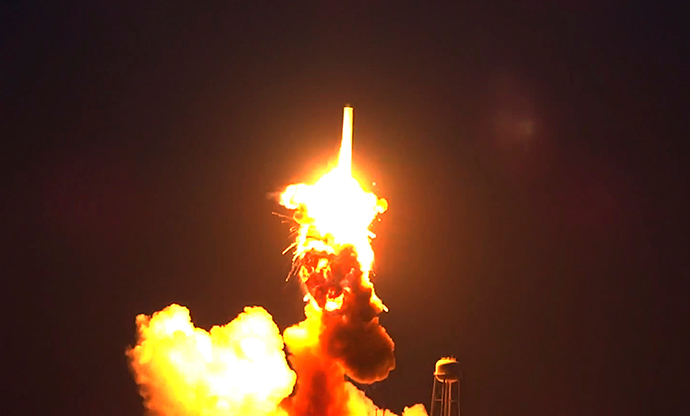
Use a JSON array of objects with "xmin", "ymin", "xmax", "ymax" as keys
[{"xmin": 338, "ymin": 105, "xmax": 353, "ymax": 175}]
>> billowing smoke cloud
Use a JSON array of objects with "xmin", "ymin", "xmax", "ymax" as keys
[
  {"xmin": 127, "ymin": 304, "xmax": 295, "ymax": 416},
  {"xmin": 272, "ymin": 244, "xmax": 397, "ymax": 415},
  {"xmin": 281, "ymin": 304, "xmax": 350, "ymax": 416},
  {"xmin": 321, "ymin": 312, "xmax": 395, "ymax": 384},
  {"xmin": 128, "ymin": 300, "xmax": 426, "ymax": 416},
  {"xmin": 314, "ymin": 247, "xmax": 395, "ymax": 384},
  {"xmin": 127, "ymin": 235, "xmax": 420, "ymax": 416}
]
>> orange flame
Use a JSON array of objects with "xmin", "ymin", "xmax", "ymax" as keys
[
  {"xmin": 127, "ymin": 304, "xmax": 427, "ymax": 416},
  {"xmin": 127, "ymin": 305, "xmax": 296, "ymax": 416},
  {"xmin": 280, "ymin": 106, "xmax": 388, "ymax": 311}
]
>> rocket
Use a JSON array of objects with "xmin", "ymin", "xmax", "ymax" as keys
[{"xmin": 339, "ymin": 105, "xmax": 353, "ymax": 175}]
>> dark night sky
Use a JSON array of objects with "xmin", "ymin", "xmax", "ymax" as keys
[{"xmin": 2, "ymin": 2, "xmax": 688, "ymax": 415}]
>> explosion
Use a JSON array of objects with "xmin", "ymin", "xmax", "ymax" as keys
[
  {"xmin": 127, "ymin": 106, "xmax": 427, "ymax": 416},
  {"xmin": 279, "ymin": 106, "xmax": 388, "ymax": 314}
]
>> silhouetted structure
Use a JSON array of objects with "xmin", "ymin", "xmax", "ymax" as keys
[{"xmin": 430, "ymin": 357, "xmax": 461, "ymax": 416}]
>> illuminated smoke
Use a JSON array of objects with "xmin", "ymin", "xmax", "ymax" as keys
[
  {"xmin": 279, "ymin": 247, "xmax": 396, "ymax": 415},
  {"xmin": 127, "ymin": 303, "xmax": 422, "ymax": 416},
  {"xmin": 315, "ymin": 247, "xmax": 395, "ymax": 384},
  {"xmin": 127, "ymin": 304, "xmax": 295, "ymax": 416}
]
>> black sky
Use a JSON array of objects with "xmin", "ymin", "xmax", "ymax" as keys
[{"xmin": 2, "ymin": 2, "xmax": 688, "ymax": 415}]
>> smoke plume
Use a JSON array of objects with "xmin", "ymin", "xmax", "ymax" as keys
[
  {"xmin": 307, "ymin": 246, "xmax": 395, "ymax": 384},
  {"xmin": 127, "ymin": 304, "xmax": 295, "ymax": 416},
  {"xmin": 128, "ymin": 301, "xmax": 426, "ymax": 416}
]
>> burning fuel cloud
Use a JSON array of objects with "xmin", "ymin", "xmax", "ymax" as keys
[
  {"xmin": 127, "ymin": 305, "xmax": 295, "ymax": 416},
  {"xmin": 127, "ymin": 107, "xmax": 428, "ymax": 416}
]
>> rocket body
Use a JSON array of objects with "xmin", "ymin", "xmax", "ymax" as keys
[{"xmin": 339, "ymin": 106, "xmax": 353, "ymax": 175}]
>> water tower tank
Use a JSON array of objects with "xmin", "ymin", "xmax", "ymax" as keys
[{"xmin": 434, "ymin": 357, "xmax": 461, "ymax": 383}]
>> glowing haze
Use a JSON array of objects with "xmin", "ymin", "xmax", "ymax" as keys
[{"xmin": 127, "ymin": 106, "xmax": 427, "ymax": 416}]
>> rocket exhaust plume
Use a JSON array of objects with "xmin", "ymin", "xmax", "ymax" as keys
[{"xmin": 127, "ymin": 106, "xmax": 427, "ymax": 416}]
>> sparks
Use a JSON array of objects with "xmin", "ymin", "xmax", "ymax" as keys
[{"xmin": 280, "ymin": 106, "xmax": 388, "ymax": 311}]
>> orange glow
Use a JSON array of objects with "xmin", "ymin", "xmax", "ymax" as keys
[
  {"xmin": 127, "ymin": 304, "xmax": 296, "ymax": 416},
  {"xmin": 280, "ymin": 106, "xmax": 388, "ymax": 311}
]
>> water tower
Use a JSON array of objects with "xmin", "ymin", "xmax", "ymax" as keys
[{"xmin": 430, "ymin": 357, "xmax": 461, "ymax": 416}]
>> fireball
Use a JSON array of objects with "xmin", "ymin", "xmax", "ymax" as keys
[{"xmin": 280, "ymin": 106, "xmax": 388, "ymax": 312}]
